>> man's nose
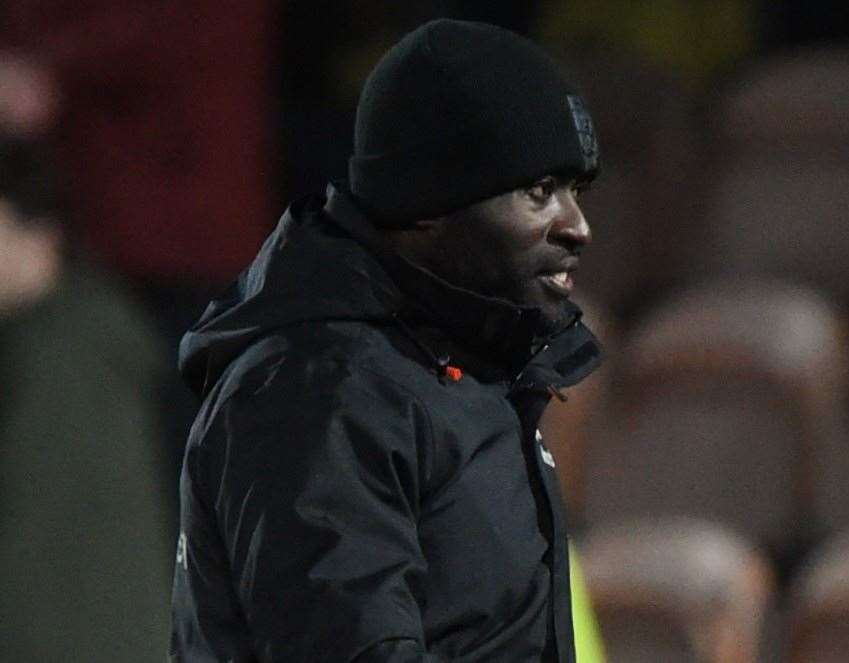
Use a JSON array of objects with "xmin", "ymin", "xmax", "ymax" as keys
[{"xmin": 551, "ymin": 192, "xmax": 592, "ymax": 249}]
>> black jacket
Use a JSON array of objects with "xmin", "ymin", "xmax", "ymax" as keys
[{"xmin": 170, "ymin": 185, "xmax": 602, "ymax": 662}]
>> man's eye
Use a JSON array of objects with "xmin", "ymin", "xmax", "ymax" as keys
[
  {"xmin": 526, "ymin": 177, "xmax": 555, "ymax": 201},
  {"xmin": 574, "ymin": 182, "xmax": 591, "ymax": 198}
]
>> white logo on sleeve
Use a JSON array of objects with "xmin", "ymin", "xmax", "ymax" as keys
[
  {"xmin": 536, "ymin": 429, "xmax": 556, "ymax": 468},
  {"xmin": 176, "ymin": 531, "xmax": 188, "ymax": 571}
]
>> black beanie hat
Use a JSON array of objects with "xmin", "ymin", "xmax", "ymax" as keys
[{"xmin": 348, "ymin": 19, "xmax": 599, "ymax": 225}]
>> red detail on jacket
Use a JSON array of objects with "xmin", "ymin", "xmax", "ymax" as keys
[{"xmin": 445, "ymin": 366, "xmax": 463, "ymax": 382}]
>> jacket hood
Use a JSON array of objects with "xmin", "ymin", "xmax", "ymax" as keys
[{"xmin": 178, "ymin": 193, "xmax": 402, "ymax": 397}]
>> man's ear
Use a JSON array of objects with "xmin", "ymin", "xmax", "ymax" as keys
[{"xmin": 377, "ymin": 215, "xmax": 447, "ymax": 267}]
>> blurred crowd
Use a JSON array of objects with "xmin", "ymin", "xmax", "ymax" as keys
[{"xmin": 1, "ymin": 1, "xmax": 847, "ymax": 661}]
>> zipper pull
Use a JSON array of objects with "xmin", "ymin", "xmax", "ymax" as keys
[{"xmin": 547, "ymin": 385, "xmax": 568, "ymax": 402}]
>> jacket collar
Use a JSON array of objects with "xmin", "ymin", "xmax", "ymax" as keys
[{"xmin": 323, "ymin": 183, "xmax": 601, "ymax": 385}]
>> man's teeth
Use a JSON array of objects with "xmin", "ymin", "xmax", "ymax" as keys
[{"xmin": 548, "ymin": 272, "xmax": 569, "ymax": 286}]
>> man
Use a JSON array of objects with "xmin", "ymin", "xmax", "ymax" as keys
[
  {"xmin": 0, "ymin": 137, "xmax": 171, "ymax": 660},
  {"xmin": 171, "ymin": 19, "xmax": 602, "ymax": 662}
]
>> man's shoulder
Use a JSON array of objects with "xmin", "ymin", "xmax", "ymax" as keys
[
  {"xmin": 213, "ymin": 319, "xmax": 440, "ymax": 412},
  {"xmin": 186, "ymin": 322, "xmax": 442, "ymax": 476},
  {"xmin": 194, "ymin": 317, "xmax": 515, "ymax": 454}
]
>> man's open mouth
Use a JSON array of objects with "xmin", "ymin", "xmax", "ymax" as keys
[{"xmin": 538, "ymin": 271, "xmax": 574, "ymax": 296}]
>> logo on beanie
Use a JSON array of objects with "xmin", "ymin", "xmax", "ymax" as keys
[{"xmin": 567, "ymin": 95, "xmax": 599, "ymax": 172}]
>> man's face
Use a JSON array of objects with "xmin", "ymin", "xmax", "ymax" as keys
[{"xmin": 422, "ymin": 175, "xmax": 592, "ymax": 324}]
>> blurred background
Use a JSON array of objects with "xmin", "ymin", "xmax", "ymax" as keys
[{"xmin": 1, "ymin": 1, "xmax": 848, "ymax": 661}]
